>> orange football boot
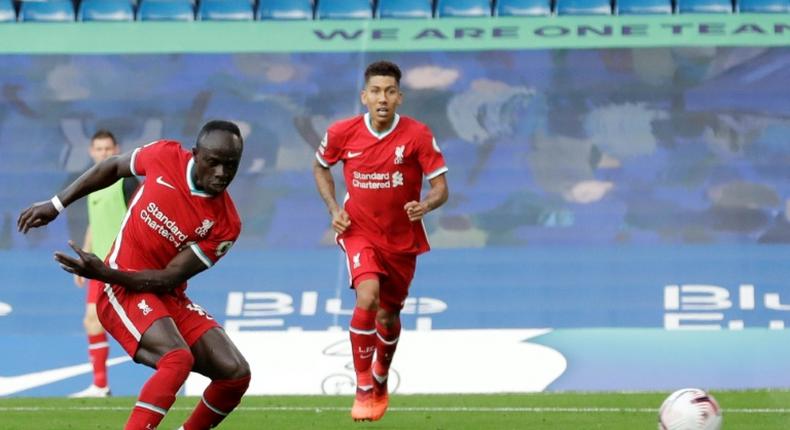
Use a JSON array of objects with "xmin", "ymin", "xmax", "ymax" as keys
[
  {"xmin": 351, "ymin": 388, "xmax": 374, "ymax": 422},
  {"xmin": 370, "ymin": 373, "xmax": 389, "ymax": 421}
]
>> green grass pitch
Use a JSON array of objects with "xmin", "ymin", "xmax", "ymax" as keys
[{"xmin": 1, "ymin": 390, "xmax": 789, "ymax": 429}]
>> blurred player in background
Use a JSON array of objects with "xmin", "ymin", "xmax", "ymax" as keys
[
  {"xmin": 313, "ymin": 60, "xmax": 449, "ymax": 422},
  {"xmin": 71, "ymin": 130, "xmax": 139, "ymax": 398},
  {"xmin": 18, "ymin": 120, "xmax": 250, "ymax": 430}
]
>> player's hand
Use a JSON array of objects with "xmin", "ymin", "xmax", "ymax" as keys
[
  {"xmin": 331, "ymin": 208, "xmax": 351, "ymax": 234},
  {"xmin": 74, "ymin": 274, "xmax": 86, "ymax": 288},
  {"xmin": 55, "ymin": 241, "xmax": 106, "ymax": 281},
  {"xmin": 404, "ymin": 201, "xmax": 429, "ymax": 222},
  {"xmin": 17, "ymin": 200, "xmax": 60, "ymax": 234}
]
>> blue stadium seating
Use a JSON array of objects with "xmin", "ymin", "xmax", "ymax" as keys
[
  {"xmin": 198, "ymin": 0, "xmax": 253, "ymax": 20},
  {"xmin": 138, "ymin": 0, "xmax": 195, "ymax": 20},
  {"xmin": 738, "ymin": 0, "xmax": 788, "ymax": 12},
  {"xmin": 316, "ymin": 0, "xmax": 372, "ymax": 19},
  {"xmin": 677, "ymin": 0, "xmax": 732, "ymax": 12},
  {"xmin": 78, "ymin": 0, "xmax": 135, "ymax": 21},
  {"xmin": 616, "ymin": 0, "xmax": 672, "ymax": 13},
  {"xmin": 19, "ymin": 0, "xmax": 75, "ymax": 22},
  {"xmin": 556, "ymin": 0, "xmax": 612, "ymax": 14},
  {"xmin": 495, "ymin": 0, "xmax": 552, "ymax": 15},
  {"xmin": 377, "ymin": 0, "xmax": 433, "ymax": 18},
  {"xmin": 257, "ymin": 0, "xmax": 313, "ymax": 20},
  {"xmin": 0, "ymin": 0, "xmax": 14, "ymax": 21},
  {"xmin": 436, "ymin": 0, "xmax": 492, "ymax": 17}
]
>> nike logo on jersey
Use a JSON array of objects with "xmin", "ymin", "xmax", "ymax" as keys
[
  {"xmin": 0, "ymin": 356, "xmax": 132, "ymax": 396},
  {"xmin": 347, "ymin": 151, "xmax": 363, "ymax": 158},
  {"xmin": 156, "ymin": 176, "xmax": 176, "ymax": 190}
]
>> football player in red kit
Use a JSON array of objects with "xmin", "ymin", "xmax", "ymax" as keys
[
  {"xmin": 18, "ymin": 120, "xmax": 250, "ymax": 430},
  {"xmin": 313, "ymin": 61, "xmax": 449, "ymax": 422}
]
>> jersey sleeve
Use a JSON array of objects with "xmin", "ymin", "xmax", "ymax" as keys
[
  {"xmin": 130, "ymin": 140, "xmax": 178, "ymax": 177},
  {"xmin": 189, "ymin": 221, "xmax": 240, "ymax": 268},
  {"xmin": 417, "ymin": 131, "xmax": 449, "ymax": 180},
  {"xmin": 315, "ymin": 128, "xmax": 343, "ymax": 168}
]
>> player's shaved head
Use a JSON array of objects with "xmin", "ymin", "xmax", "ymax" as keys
[{"xmin": 364, "ymin": 61, "xmax": 401, "ymax": 87}]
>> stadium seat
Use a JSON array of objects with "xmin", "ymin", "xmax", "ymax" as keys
[
  {"xmin": 616, "ymin": 0, "xmax": 672, "ymax": 13},
  {"xmin": 556, "ymin": 0, "xmax": 612, "ymax": 14},
  {"xmin": 0, "ymin": 0, "xmax": 15, "ymax": 21},
  {"xmin": 138, "ymin": 0, "xmax": 195, "ymax": 20},
  {"xmin": 316, "ymin": 0, "xmax": 372, "ymax": 19},
  {"xmin": 19, "ymin": 0, "xmax": 75, "ymax": 22},
  {"xmin": 676, "ymin": 0, "xmax": 732, "ymax": 12},
  {"xmin": 737, "ymin": 0, "xmax": 788, "ymax": 12},
  {"xmin": 495, "ymin": 0, "xmax": 552, "ymax": 15},
  {"xmin": 257, "ymin": 0, "xmax": 313, "ymax": 19},
  {"xmin": 78, "ymin": 0, "xmax": 135, "ymax": 21},
  {"xmin": 198, "ymin": 0, "xmax": 253, "ymax": 20},
  {"xmin": 376, "ymin": 0, "xmax": 433, "ymax": 18},
  {"xmin": 436, "ymin": 0, "xmax": 492, "ymax": 17}
]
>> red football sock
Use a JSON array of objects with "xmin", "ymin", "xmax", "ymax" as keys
[
  {"xmin": 88, "ymin": 333, "xmax": 109, "ymax": 388},
  {"xmin": 183, "ymin": 375, "xmax": 251, "ymax": 430},
  {"xmin": 374, "ymin": 318, "xmax": 401, "ymax": 378},
  {"xmin": 124, "ymin": 348, "xmax": 194, "ymax": 430},
  {"xmin": 350, "ymin": 307, "xmax": 377, "ymax": 389}
]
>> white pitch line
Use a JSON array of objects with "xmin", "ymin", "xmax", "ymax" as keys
[{"xmin": 2, "ymin": 406, "xmax": 790, "ymax": 414}]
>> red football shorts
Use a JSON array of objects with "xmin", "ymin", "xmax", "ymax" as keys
[
  {"xmin": 338, "ymin": 234, "xmax": 417, "ymax": 312},
  {"xmin": 96, "ymin": 284, "xmax": 220, "ymax": 357},
  {"xmin": 86, "ymin": 279, "xmax": 103, "ymax": 304}
]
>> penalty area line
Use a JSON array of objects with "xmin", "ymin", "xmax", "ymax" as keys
[{"xmin": 1, "ymin": 406, "xmax": 790, "ymax": 414}]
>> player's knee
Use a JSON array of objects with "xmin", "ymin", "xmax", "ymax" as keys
[
  {"xmin": 157, "ymin": 348, "xmax": 195, "ymax": 380},
  {"xmin": 376, "ymin": 310, "xmax": 399, "ymax": 328},
  {"xmin": 218, "ymin": 355, "xmax": 251, "ymax": 380},
  {"xmin": 355, "ymin": 291, "xmax": 379, "ymax": 311}
]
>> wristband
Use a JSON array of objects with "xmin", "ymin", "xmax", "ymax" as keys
[{"xmin": 50, "ymin": 196, "xmax": 65, "ymax": 213}]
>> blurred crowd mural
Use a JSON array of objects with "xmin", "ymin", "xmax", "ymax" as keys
[{"xmin": 2, "ymin": 48, "xmax": 790, "ymax": 250}]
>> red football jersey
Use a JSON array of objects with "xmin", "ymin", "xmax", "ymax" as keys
[
  {"xmin": 106, "ymin": 140, "xmax": 241, "ymax": 293},
  {"xmin": 316, "ymin": 113, "xmax": 448, "ymax": 255}
]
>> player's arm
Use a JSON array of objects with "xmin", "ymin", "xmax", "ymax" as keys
[
  {"xmin": 313, "ymin": 159, "xmax": 351, "ymax": 234},
  {"xmin": 55, "ymin": 241, "xmax": 207, "ymax": 294},
  {"xmin": 17, "ymin": 151, "xmax": 135, "ymax": 234},
  {"xmin": 404, "ymin": 174, "xmax": 449, "ymax": 222}
]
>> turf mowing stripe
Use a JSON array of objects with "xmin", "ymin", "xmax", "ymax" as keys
[{"xmin": 2, "ymin": 406, "xmax": 790, "ymax": 414}]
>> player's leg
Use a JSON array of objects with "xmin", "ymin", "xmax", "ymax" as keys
[
  {"xmin": 370, "ymin": 306, "xmax": 399, "ymax": 420},
  {"xmin": 127, "ymin": 318, "xmax": 194, "ymax": 430},
  {"xmin": 180, "ymin": 327, "xmax": 251, "ymax": 430},
  {"xmin": 339, "ymin": 236, "xmax": 387, "ymax": 421},
  {"xmin": 71, "ymin": 280, "xmax": 111, "ymax": 397},
  {"xmin": 350, "ymin": 276, "xmax": 380, "ymax": 421},
  {"xmin": 370, "ymin": 252, "xmax": 416, "ymax": 421},
  {"xmin": 97, "ymin": 285, "xmax": 194, "ymax": 430}
]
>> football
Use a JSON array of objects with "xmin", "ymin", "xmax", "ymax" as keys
[{"xmin": 658, "ymin": 388, "xmax": 722, "ymax": 430}]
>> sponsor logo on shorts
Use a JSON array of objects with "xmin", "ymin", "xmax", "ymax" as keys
[
  {"xmin": 186, "ymin": 303, "xmax": 213, "ymax": 320},
  {"xmin": 137, "ymin": 299, "xmax": 153, "ymax": 316}
]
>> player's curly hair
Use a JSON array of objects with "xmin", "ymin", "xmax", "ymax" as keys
[{"xmin": 364, "ymin": 60, "xmax": 401, "ymax": 86}]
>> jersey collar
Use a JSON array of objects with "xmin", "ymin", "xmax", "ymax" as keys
[
  {"xmin": 186, "ymin": 157, "xmax": 213, "ymax": 198},
  {"xmin": 364, "ymin": 113, "xmax": 400, "ymax": 140}
]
